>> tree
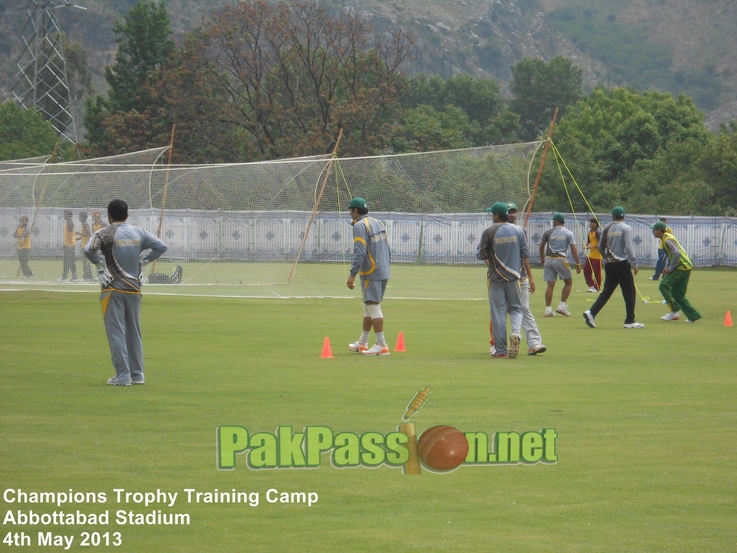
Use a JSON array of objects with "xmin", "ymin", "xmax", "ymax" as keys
[
  {"xmin": 401, "ymin": 74, "xmax": 519, "ymax": 146},
  {"xmin": 63, "ymin": 36, "xmax": 94, "ymax": 101},
  {"xmin": 83, "ymin": 0, "xmax": 174, "ymax": 155},
  {"xmin": 159, "ymin": 1, "xmax": 416, "ymax": 161},
  {"xmin": 537, "ymin": 87, "xmax": 711, "ymax": 212},
  {"xmin": 621, "ymin": 139, "xmax": 711, "ymax": 215},
  {"xmin": 391, "ymin": 104, "xmax": 477, "ymax": 152},
  {"xmin": 0, "ymin": 101, "xmax": 58, "ymax": 160},
  {"xmin": 510, "ymin": 56, "xmax": 583, "ymax": 142},
  {"xmin": 698, "ymin": 124, "xmax": 737, "ymax": 215}
]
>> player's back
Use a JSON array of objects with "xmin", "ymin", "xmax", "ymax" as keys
[
  {"xmin": 542, "ymin": 226, "xmax": 574, "ymax": 257},
  {"xmin": 87, "ymin": 223, "xmax": 167, "ymax": 291},
  {"xmin": 489, "ymin": 223, "xmax": 526, "ymax": 282}
]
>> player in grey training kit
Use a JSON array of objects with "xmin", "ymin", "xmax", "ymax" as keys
[
  {"xmin": 540, "ymin": 212, "xmax": 581, "ymax": 317},
  {"xmin": 346, "ymin": 197, "xmax": 392, "ymax": 356},
  {"xmin": 84, "ymin": 199, "xmax": 168, "ymax": 385},
  {"xmin": 477, "ymin": 202, "xmax": 534, "ymax": 359},
  {"xmin": 507, "ymin": 203, "xmax": 546, "ymax": 355},
  {"xmin": 583, "ymin": 206, "xmax": 644, "ymax": 329}
]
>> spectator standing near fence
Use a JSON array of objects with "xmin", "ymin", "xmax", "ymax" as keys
[
  {"xmin": 57, "ymin": 209, "xmax": 77, "ymax": 282},
  {"xmin": 14, "ymin": 215, "xmax": 34, "ymax": 279},
  {"xmin": 584, "ymin": 218, "xmax": 603, "ymax": 292},
  {"xmin": 91, "ymin": 210, "xmax": 106, "ymax": 233}
]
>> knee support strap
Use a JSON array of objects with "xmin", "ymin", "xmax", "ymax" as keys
[{"xmin": 365, "ymin": 303, "xmax": 383, "ymax": 319}]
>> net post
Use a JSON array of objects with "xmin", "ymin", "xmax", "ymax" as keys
[
  {"xmin": 523, "ymin": 107, "xmax": 558, "ymax": 230},
  {"xmin": 286, "ymin": 128, "xmax": 344, "ymax": 285},
  {"xmin": 29, "ymin": 141, "xmax": 58, "ymax": 233},
  {"xmin": 150, "ymin": 125, "xmax": 176, "ymax": 275},
  {"xmin": 17, "ymin": 142, "xmax": 58, "ymax": 277}
]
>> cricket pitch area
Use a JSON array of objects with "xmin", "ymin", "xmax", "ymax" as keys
[{"xmin": 1, "ymin": 267, "xmax": 735, "ymax": 552}]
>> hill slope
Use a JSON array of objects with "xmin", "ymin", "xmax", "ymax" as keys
[{"xmin": 1, "ymin": 0, "xmax": 735, "ymax": 134}]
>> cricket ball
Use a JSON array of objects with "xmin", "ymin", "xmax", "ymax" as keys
[{"xmin": 417, "ymin": 425, "xmax": 469, "ymax": 471}]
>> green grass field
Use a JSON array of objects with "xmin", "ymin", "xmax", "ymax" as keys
[
  {"xmin": 2, "ymin": 268, "xmax": 736, "ymax": 552},
  {"xmin": 0, "ymin": 258, "xmax": 488, "ymax": 299}
]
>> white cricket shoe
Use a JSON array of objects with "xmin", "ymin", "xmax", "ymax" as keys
[
  {"xmin": 623, "ymin": 322, "xmax": 645, "ymax": 329},
  {"xmin": 107, "ymin": 376, "xmax": 131, "ymax": 386},
  {"xmin": 528, "ymin": 344, "xmax": 547, "ymax": 355},
  {"xmin": 661, "ymin": 312, "xmax": 680, "ymax": 321},
  {"xmin": 556, "ymin": 306, "xmax": 571, "ymax": 316},
  {"xmin": 348, "ymin": 341, "xmax": 368, "ymax": 353},
  {"xmin": 587, "ymin": 286, "xmax": 598, "ymax": 293},
  {"xmin": 361, "ymin": 343, "xmax": 390, "ymax": 356},
  {"xmin": 583, "ymin": 310, "xmax": 596, "ymax": 328}
]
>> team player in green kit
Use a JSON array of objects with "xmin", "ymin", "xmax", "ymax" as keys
[{"xmin": 650, "ymin": 221, "xmax": 701, "ymax": 323}]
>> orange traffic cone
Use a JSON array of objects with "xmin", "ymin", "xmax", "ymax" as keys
[
  {"xmin": 725, "ymin": 311, "xmax": 733, "ymax": 327},
  {"xmin": 320, "ymin": 337, "xmax": 334, "ymax": 358},
  {"xmin": 394, "ymin": 331, "xmax": 406, "ymax": 352}
]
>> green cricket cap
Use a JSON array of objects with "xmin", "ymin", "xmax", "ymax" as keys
[
  {"xmin": 348, "ymin": 197, "xmax": 368, "ymax": 209},
  {"xmin": 485, "ymin": 202, "xmax": 509, "ymax": 216},
  {"xmin": 611, "ymin": 206, "xmax": 625, "ymax": 217},
  {"xmin": 552, "ymin": 212, "xmax": 565, "ymax": 223},
  {"xmin": 650, "ymin": 221, "xmax": 667, "ymax": 231},
  {"xmin": 507, "ymin": 202, "xmax": 519, "ymax": 211}
]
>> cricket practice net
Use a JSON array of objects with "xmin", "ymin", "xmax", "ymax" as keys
[{"xmin": 0, "ymin": 142, "xmax": 544, "ymax": 299}]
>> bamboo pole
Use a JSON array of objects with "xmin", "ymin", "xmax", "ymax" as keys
[
  {"xmin": 17, "ymin": 143, "xmax": 58, "ymax": 277},
  {"xmin": 29, "ymin": 141, "xmax": 58, "ymax": 233},
  {"xmin": 286, "ymin": 128, "xmax": 344, "ymax": 285},
  {"xmin": 150, "ymin": 125, "xmax": 176, "ymax": 275},
  {"xmin": 523, "ymin": 107, "xmax": 559, "ymax": 230}
]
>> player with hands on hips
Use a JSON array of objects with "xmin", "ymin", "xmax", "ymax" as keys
[{"xmin": 84, "ymin": 200, "xmax": 167, "ymax": 386}]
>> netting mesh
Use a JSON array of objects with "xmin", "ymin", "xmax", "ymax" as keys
[{"xmin": 0, "ymin": 142, "xmax": 544, "ymax": 298}]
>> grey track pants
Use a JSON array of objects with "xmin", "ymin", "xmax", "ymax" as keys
[
  {"xmin": 488, "ymin": 280, "xmax": 523, "ymax": 355},
  {"xmin": 101, "ymin": 290, "xmax": 143, "ymax": 384}
]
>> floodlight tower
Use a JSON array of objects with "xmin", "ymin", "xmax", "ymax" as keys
[{"xmin": 11, "ymin": 0, "xmax": 87, "ymax": 144}]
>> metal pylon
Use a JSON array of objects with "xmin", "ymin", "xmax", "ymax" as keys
[{"xmin": 11, "ymin": 0, "xmax": 79, "ymax": 144}]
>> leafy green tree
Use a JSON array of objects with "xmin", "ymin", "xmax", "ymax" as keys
[
  {"xmin": 698, "ymin": 123, "xmax": 737, "ymax": 215},
  {"xmin": 391, "ymin": 105, "xmax": 477, "ymax": 152},
  {"xmin": 0, "ymin": 101, "xmax": 57, "ymax": 160},
  {"xmin": 103, "ymin": 0, "xmax": 173, "ymax": 113},
  {"xmin": 537, "ymin": 87, "xmax": 711, "ymax": 212},
  {"xmin": 402, "ymin": 74, "xmax": 519, "ymax": 145},
  {"xmin": 63, "ymin": 36, "xmax": 94, "ymax": 101},
  {"xmin": 83, "ymin": 0, "xmax": 174, "ymax": 154},
  {"xmin": 510, "ymin": 56, "xmax": 583, "ymax": 142},
  {"xmin": 621, "ymin": 139, "xmax": 711, "ymax": 215}
]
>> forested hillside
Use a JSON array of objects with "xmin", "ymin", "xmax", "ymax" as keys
[
  {"xmin": 0, "ymin": 0, "xmax": 735, "ymax": 128},
  {"xmin": 1, "ymin": 0, "xmax": 737, "ymax": 216}
]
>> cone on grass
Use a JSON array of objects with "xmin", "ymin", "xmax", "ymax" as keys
[
  {"xmin": 394, "ymin": 331, "xmax": 406, "ymax": 352},
  {"xmin": 320, "ymin": 337, "xmax": 334, "ymax": 358},
  {"xmin": 725, "ymin": 311, "xmax": 733, "ymax": 327}
]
